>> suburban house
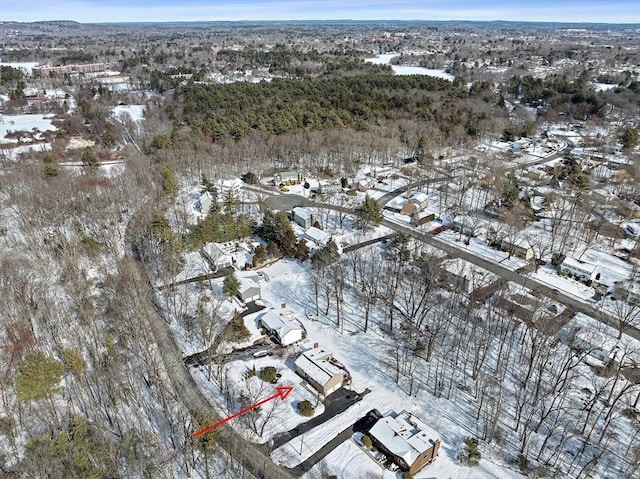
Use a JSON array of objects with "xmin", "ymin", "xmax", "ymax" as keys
[
  {"xmin": 408, "ymin": 192, "xmax": 429, "ymax": 211},
  {"xmin": 304, "ymin": 226, "xmax": 331, "ymax": 247},
  {"xmin": 439, "ymin": 258, "xmax": 498, "ymax": 294},
  {"xmin": 201, "ymin": 242, "xmax": 234, "ymax": 272},
  {"xmin": 293, "ymin": 207, "xmax": 314, "ymax": 229},
  {"xmin": 356, "ymin": 177, "xmax": 377, "ymax": 192},
  {"xmin": 564, "ymin": 313, "xmax": 640, "ymax": 367},
  {"xmin": 274, "ymin": 171, "xmax": 299, "ymax": 185},
  {"xmin": 198, "ymin": 191, "xmax": 213, "ymax": 215},
  {"xmin": 385, "ymin": 197, "xmax": 409, "ymax": 214},
  {"xmin": 294, "ymin": 345, "xmax": 351, "ymax": 396},
  {"xmin": 560, "ymin": 257, "xmax": 600, "ymax": 283},
  {"xmin": 501, "ymin": 238, "xmax": 534, "ymax": 260},
  {"xmin": 238, "ymin": 275, "xmax": 261, "ymax": 303},
  {"xmin": 626, "ymin": 282, "xmax": 640, "ymax": 305},
  {"xmin": 259, "ymin": 308, "xmax": 306, "ymax": 346},
  {"xmin": 216, "ymin": 178, "xmax": 243, "ymax": 195},
  {"xmin": 368, "ymin": 410, "xmax": 441, "ymax": 475}
]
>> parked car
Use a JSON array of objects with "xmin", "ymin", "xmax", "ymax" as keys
[{"xmin": 252, "ymin": 349, "xmax": 272, "ymax": 358}]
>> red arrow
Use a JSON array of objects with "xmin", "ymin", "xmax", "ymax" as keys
[{"xmin": 192, "ymin": 385, "xmax": 293, "ymax": 438}]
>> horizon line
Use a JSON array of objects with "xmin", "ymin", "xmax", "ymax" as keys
[{"xmin": 2, "ymin": 18, "xmax": 640, "ymax": 26}]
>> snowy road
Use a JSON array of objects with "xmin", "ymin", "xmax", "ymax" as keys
[{"xmin": 382, "ymin": 217, "xmax": 640, "ymax": 342}]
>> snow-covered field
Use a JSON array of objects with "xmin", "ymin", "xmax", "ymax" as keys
[
  {"xmin": 365, "ymin": 53, "xmax": 454, "ymax": 81},
  {"xmin": 0, "ymin": 61, "xmax": 39, "ymax": 74},
  {"xmin": 0, "ymin": 114, "xmax": 57, "ymax": 144},
  {"xmin": 0, "ymin": 142, "xmax": 51, "ymax": 161},
  {"xmin": 175, "ymin": 259, "xmax": 524, "ymax": 478},
  {"xmin": 112, "ymin": 104, "xmax": 145, "ymax": 123},
  {"xmin": 437, "ymin": 230, "xmax": 527, "ymax": 271}
]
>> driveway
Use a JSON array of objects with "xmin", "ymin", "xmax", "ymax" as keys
[
  {"xmin": 271, "ymin": 387, "xmax": 367, "ymax": 450},
  {"xmin": 265, "ymin": 194, "xmax": 312, "ymax": 211},
  {"xmin": 183, "ymin": 302, "xmax": 267, "ymax": 367},
  {"xmin": 285, "ymin": 407, "xmax": 380, "ymax": 476}
]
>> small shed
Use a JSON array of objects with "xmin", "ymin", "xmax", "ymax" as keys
[
  {"xmin": 304, "ymin": 226, "xmax": 330, "ymax": 246},
  {"xmin": 293, "ymin": 207, "xmax": 314, "ymax": 229}
]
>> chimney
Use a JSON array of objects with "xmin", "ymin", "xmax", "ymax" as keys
[
  {"xmin": 313, "ymin": 343, "xmax": 319, "ymax": 349},
  {"xmin": 281, "ymin": 303, "xmax": 286, "ymax": 309}
]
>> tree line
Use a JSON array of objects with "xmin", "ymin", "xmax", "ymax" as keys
[{"xmin": 177, "ymin": 73, "xmax": 454, "ymax": 141}]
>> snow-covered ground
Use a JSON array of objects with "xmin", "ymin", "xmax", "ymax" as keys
[
  {"xmin": 579, "ymin": 248, "xmax": 633, "ymax": 286},
  {"xmin": 192, "ymin": 354, "xmax": 326, "ymax": 444},
  {"xmin": 365, "ymin": 53, "xmax": 454, "ymax": 81},
  {"xmin": 0, "ymin": 142, "xmax": 51, "ymax": 161},
  {"xmin": 593, "ymin": 82, "xmax": 618, "ymax": 92},
  {"xmin": 436, "ymin": 230, "xmax": 527, "ymax": 271},
  {"xmin": 531, "ymin": 265, "xmax": 595, "ymax": 300},
  {"xmin": 0, "ymin": 61, "xmax": 39, "ymax": 74},
  {"xmin": 112, "ymin": 104, "xmax": 145, "ymax": 123},
  {"xmin": 251, "ymin": 260, "xmax": 525, "ymax": 477},
  {"xmin": 302, "ymin": 437, "xmax": 524, "ymax": 479},
  {"xmin": 0, "ymin": 114, "xmax": 57, "ymax": 144}
]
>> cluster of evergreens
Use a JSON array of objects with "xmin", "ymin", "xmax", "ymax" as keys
[
  {"xmin": 59, "ymin": 50, "xmax": 94, "ymax": 65},
  {"xmin": 215, "ymin": 46, "xmax": 391, "ymax": 77},
  {"xmin": 187, "ymin": 202, "xmax": 255, "ymax": 249},
  {"xmin": 0, "ymin": 65, "xmax": 24, "ymax": 86},
  {"xmin": 509, "ymin": 72, "xmax": 606, "ymax": 115},
  {"xmin": 255, "ymin": 210, "xmax": 302, "ymax": 257},
  {"xmin": 179, "ymin": 74, "xmax": 452, "ymax": 140}
]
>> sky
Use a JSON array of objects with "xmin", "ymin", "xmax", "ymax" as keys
[{"xmin": 0, "ymin": 0, "xmax": 638, "ymax": 24}]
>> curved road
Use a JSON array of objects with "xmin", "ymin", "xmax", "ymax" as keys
[{"xmin": 125, "ymin": 209, "xmax": 293, "ymax": 479}]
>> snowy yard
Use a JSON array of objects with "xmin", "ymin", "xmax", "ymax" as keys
[
  {"xmin": 531, "ymin": 265, "xmax": 595, "ymax": 300},
  {"xmin": 0, "ymin": 114, "xmax": 57, "ymax": 144}
]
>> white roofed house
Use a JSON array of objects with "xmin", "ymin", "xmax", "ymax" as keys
[
  {"xmin": 260, "ymin": 308, "xmax": 306, "ymax": 346},
  {"xmin": 304, "ymin": 226, "xmax": 330, "ymax": 247},
  {"xmin": 274, "ymin": 170, "xmax": 299, "ymax": 185},
  {"xmin": 200, "ymin": 242, "xmax": 234, "ymax": 272},
  {"xmin": 198, "ymin": 191, "xmax": 213, "ymax": 215},
  {"xmin": 294, "ymin": 345, "xmax": 350, "ymax": 397},
  {"xmin": 238, "ymin": 276, "xmax": 261, "ymax": 303},
  {"xmin": 408, "ymin": 192, "xmax": 429, "ymax": 211},
  {"xmin": 216, "ymin": 178, "xmax": 243, "ymax": 195},
  {"xmin": 293, "ymin": 207, "xmax": 314, "ymax": 229},
  {"xmin": 368, "ymin": 410, "xmax": 441, "ymax": 475},
  {"xmin": 559, "ymin": 257, "xmax": 600, "ymax": 284}
]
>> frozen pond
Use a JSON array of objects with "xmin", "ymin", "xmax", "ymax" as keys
[{"xmin": 365, "ymin": 53, "xmax": 454, "ymax": 81}]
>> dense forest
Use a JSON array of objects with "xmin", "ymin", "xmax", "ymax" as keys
[{"xmin": 175, "ymin": 74, "xmax": 501, "ymax": 143}]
